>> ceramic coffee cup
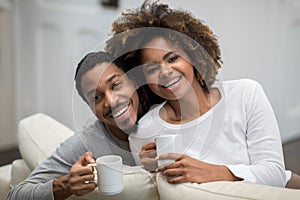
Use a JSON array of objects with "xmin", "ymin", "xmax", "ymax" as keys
[
  {"xmin": 88, "ymin": 155, "xmax": 123, "ymax": 195},
  {"xmin": 156, "ymin": 134, "xmax": 183, "ymax": 167}
]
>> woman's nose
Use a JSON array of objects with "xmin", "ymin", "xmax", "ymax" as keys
[{"xmin": 159, "ymin": 64, "xmax": 173, "ymax": 78}]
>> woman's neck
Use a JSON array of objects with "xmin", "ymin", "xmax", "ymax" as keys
[{"xmin": 160, "ymin": 84, "xmax": 220, "ymax": 124}]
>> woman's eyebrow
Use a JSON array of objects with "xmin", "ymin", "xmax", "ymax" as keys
[
  {"xmin": 162, "ymin": 51, "xmax": 174, "ymax": 61},
  {"xmin": 143, "ymin": 51, "xmax": 175, "ymax": 67}
]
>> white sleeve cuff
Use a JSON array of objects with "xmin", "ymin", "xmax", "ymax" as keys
[
  {"xmin": 285, "ymin": 170, "xmax": 292, "ymax": 185},
  {"xmin": 225, "ymin": 164, "xmax": 257, "ymax": 184}
]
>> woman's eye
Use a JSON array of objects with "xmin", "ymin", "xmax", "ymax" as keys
[
  {"xmin": 168, "ymin": 55, "xmax": 179, "ymax": 63},
  {"xmin": 145, "ymin": 65, "xmax": 159, "ymax": 74}
]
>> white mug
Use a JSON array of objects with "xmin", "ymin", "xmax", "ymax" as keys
[
  {"xmin": 88, "ymin": 155, "xmax": 123, "ymax": 195},
  {"xmin": 156, "ymin": 134, "xmax": 183, "ymax": 167}
]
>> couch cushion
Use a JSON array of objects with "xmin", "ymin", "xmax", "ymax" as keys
[
  {"xmin": 18, "ymin": 113, "xmax": 74, "ymax": 170},
  {"xmin": 67, "ymin": 166, "xmax": 159, "ymax": 200},
  {"xmin": 156, "ymin": 173, "xmax": 300, "ymax": 200}
]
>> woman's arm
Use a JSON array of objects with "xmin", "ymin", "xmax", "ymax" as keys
[
  {"xmin": 157, "ymin": 153, "xmax": 241, "ymax": 184},
  {"xmin": 286, "ymin": 172, "xmax": 300, "ymax": 189},
  {"xmin": 157, "ymin": 81, "xmax": 285, "ymax": 187},
  {"xmin": 227, "ymin": 82, "xmax": 285, "ymax": 187}
]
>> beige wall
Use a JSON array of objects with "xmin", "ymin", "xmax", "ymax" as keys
[{"xmin": 0, "ymin": 8, "xmax": 16, "ymax": 151}]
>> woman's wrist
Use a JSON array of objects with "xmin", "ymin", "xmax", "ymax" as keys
[{"xmin": 220, "ymin": 165, "xmax": 242, "ymax": 181}]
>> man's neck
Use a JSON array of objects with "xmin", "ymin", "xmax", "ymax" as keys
[{"xmin": 106, "ymin": 124, "xmax": 129, "ymax": 141}]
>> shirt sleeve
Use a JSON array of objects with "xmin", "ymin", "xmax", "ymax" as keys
[
  {"xmin": 226, "ymin": 81, "xmax": 286, "ymax": 187},
  {"xmin": 6, "ymin": 135, "xmax": 87, "ymax": 200}
]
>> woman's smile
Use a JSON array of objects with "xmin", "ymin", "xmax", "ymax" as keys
[{"xmin": 159, "ymin": 75, "xmax": 182, "ymax": 92}]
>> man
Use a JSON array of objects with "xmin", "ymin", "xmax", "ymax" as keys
[{"xmin": 7, "ymin": 51, "xmax": 154, "ymax": 199}]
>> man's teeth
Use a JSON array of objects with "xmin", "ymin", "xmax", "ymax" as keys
[
  {"xmin": 163, "ymin": 77, "xmax": 180, "ymax": 88},
  {"xmin": 113, "ymin": 105, "xmax": 129, "ymax": 118}
]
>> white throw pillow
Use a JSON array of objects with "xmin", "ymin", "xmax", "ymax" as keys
[
  {"xmin": 156, "ymin": 173, "xmax": 300, "ymax": 200},
  {"xmin": 18, "ymin": 113, "xmax": 74, "ymax": 170}
]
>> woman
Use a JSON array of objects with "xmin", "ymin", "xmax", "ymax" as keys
[{"xmin": 106, "ymin": 0, "xmax": 287, "ymax": 187}]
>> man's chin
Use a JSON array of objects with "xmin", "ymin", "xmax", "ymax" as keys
[
  {"xmin": 115, "ymin": 119, "xmax": 137, "ymax": 134},
  {"xmin": 122, "ymin": 124, "xmax": 138, "ymax": 135}
]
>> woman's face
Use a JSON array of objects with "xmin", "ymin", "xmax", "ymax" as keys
[
  {"xmin": 140, "ymin": 37, "xmax": 198, "ymax": 101},
  {"xmin": 81, "ymin": 63, "xmax": 140, "ymax": 131}
]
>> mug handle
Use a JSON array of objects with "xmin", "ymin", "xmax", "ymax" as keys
[{"xmin": 85, "ymin": 163, "xmax": 98, "ymax": 184}]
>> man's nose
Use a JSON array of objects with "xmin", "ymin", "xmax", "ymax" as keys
[{"xmin": 104, "ymin": 91, "xmax": 119, "ymax": 107}]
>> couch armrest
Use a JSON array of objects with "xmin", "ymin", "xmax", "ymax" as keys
[
  {"xmin": 0, "ymin": 164, "xmax": 12, "ymax": 200},
  {"xmin": 10, "ymin": 159, "xmax": 31, "ymax": 187},
  {"xmin": 0, "ymin": 159, "xmax": 32, "ymax": 200}
]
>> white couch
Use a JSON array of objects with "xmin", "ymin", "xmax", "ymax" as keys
[{"xmin": 0, "ymin": 113, "xmax": 299, "ymax": 200}]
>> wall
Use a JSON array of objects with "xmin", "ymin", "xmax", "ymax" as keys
[
  {"xmin": 12, "ymin": 0, "xmax": 142, "ymax": 144},
  {"xmin": 164, "ymin": 0, "xmax": 300, "ymax": 142},
  {"xmin": 0, "ymin": 5, "xmax": 14, "ymax": 150},
  {"xmin": 7, "ymin": 0, "xmax": 300, "ymax": 152}
]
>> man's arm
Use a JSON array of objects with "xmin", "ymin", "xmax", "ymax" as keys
[
  {"xmin": 53, "ymin": 152, "xmax": 97, "ymax": 199},
  {"xmin": 7, "ymin": 135, "xmax": 88, "ymax": 200},
  {"xmin": 53, "ymin": 174, "xmax": 72, "ymax": 200}
]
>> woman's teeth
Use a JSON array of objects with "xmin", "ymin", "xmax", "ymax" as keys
[{"xmin": 162, "ymin": 77, "xmax": 181, "ymax": 88}]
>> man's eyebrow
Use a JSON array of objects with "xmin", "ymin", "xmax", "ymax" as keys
[
  {"xmin": 105, "ymin": 74, "xmax": 120, "ymax": 84},
  {"xmin": 86, "ymin": 74, "xmax": 121, "ymax": 98}
]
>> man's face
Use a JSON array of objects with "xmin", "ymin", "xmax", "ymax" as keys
[{"xmin": 81, "ymin": 63, "xmax": 140, "ymax": 131}]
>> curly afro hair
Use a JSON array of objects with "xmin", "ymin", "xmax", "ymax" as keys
[{"xmin": 106, "ymin": 0, "xmax": 222, "ymax": 93}]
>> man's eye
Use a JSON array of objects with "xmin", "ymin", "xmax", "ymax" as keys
[
  {"xmin": 168, "ymin": 55, "xmax": 179, "ymax": 63},
  {"xmin": 93, "ymin": 95, "xmax": 101, "ymax": 102},
  {"xmin": 112, "ymin": 81, "xmax": 123, "ymax": 90}
]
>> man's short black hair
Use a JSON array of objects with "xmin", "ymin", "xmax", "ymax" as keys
[{"xmin": 75, "ymin": 51, "xmax": 114, "ymax": 103}]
